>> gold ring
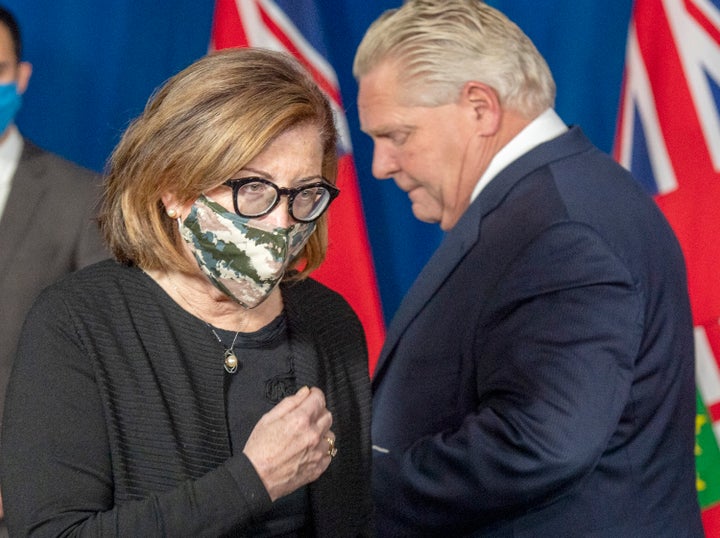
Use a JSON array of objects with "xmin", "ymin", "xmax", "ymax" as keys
[{"xmin": 326, "ymin": 436, "xmax": 337, "ymax": 458}]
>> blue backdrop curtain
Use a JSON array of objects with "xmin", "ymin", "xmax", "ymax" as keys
[{"xmin": 3, "ymin": 0, "xmax": 634, "ymax": 322}]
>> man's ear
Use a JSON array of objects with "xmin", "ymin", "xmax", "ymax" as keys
[
  {"xmin": 16, "ymin": 61, "xmax": 32, "ymax": 94},
  {"xmin": 462, "ymin": 81, "xmax": 502, "ymax": 135}
]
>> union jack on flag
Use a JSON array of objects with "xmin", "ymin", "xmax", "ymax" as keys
[
  {"xmin": 210, "ymin": 0, "xmax": 385, "ymax": 372},
  {"xmin": 613, "ymin": 0, "xmax": 720, "ymax": 532}
]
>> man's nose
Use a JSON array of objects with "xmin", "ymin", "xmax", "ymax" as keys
[{"xmin": 371, "ymin": 143, "xmax": 399, "ymax": 180}]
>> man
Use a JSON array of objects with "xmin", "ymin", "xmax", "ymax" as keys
[
  {"xmin": 0, "ymin": 5, "xmax": 107, "ymax": 528},
  {"xmin": 355, "ymin": 1, "xmax": 703, "ymax": 536}
]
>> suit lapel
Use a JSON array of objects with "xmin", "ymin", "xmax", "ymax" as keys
[
  {"xmin": 372, "ymin": 127, "xmax": 594, "ymax": 383},
  {"xmin": 0, "ymin": 141, "xmax": 47, "ymax": 277},
  {"xmin": 373, "ymin": 199, "xmax": 484, "ymax": 380}
]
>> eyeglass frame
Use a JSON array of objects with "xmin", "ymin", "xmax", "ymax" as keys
[{"xmin": 222, "ymin": 177, "xmax": 340, "ymax": 223}]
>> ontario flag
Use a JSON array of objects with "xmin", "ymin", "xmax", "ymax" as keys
[
  {"xmin": 210, "ymin": 0, "xmax": 385, "ymax": 372},
  {"xmin": 614, "ymin": 0, "xmax": 720, "ymax": 532}
]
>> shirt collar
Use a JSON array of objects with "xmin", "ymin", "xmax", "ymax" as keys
[
  {"xmin": 0, "ymin": 125, "xmax": 23, "ymax": 168},
  {"xmin": 470, "ymin": 108, "xmax": 568, "ymax": 203},
  {"xmin": 0, "ymin": 126, "xmax": 24, "ymax": 220}
]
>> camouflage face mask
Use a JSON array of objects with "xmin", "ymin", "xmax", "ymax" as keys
[{"xmin": 179, "ymin": 195, "xmax": 316, "ymax": 308}]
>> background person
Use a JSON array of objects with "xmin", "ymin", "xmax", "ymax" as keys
[
  {"xmin": 0, "ymin": 5, "xmax": 107, "ymax": 530},
  {"xmin": 1, "ymin": 47, "xmax": 372, "ymax": 536},
  {"xmin": 354, "ymin": 0, "xmax": 703, "ymax": 535}
]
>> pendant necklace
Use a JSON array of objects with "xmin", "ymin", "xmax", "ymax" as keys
[
  {"xmin": 210, "ymin": 328, "xmax": 241, "ymax": 374},
  {"xmin": 167, "ymin": 275, "xmax": 243, "ymax": 374}
]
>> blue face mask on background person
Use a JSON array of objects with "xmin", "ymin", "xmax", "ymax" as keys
[{"xmin": 0, "ymin": 82, "xmax": 22, "ymax": 134}]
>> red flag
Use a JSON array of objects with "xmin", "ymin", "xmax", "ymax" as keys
[
  {"xmin": 613, "ymin": 0, "xmax": 720, "ymax": 532},
  {"xmin": 211, "ymin": 0, "xmax": 385, "ymax": 372}
]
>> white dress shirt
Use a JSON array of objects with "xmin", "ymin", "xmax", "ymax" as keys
[
  {"xmin": 0, "ymin": 125, "xmax": 24, "ymax": 221},
  {"xmin": 470, "ymin": 108, "xmax": 568, "ymax": 203}
]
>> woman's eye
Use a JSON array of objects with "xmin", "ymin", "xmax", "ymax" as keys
[
  {"xmin": 240, "ymin": 182, "xmax": 268, "ymax": 195},
  {"xmin": 298, "ymin": 188, "xmax": 316, "ymax": 200}
]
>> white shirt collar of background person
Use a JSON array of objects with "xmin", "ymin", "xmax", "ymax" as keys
[
  {"xmin": 0, "ymin": 124, "xmax": 23, "ymax": 220},
  {"xmin": 470, "ymin": 108, "xmax": 568, "ymax": 203}
]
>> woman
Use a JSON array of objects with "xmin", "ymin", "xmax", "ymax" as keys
[{"xmin": 0, "ymin": 48, "xmax": 372, "ymax": 536}]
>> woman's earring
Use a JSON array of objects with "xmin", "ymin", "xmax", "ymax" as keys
[{"xmin": 166, "ymin": 207, "xmax": 178, "ymax": 218}]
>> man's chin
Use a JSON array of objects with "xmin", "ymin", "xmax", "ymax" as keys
[{"xmin": 410, "ymin": 204, "xmax": 441, "ymax": 226}]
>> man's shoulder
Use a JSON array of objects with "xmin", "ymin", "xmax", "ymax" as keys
[{"xmin": 19, "ymin": 138, "xmax": 99, "ymax": 183}]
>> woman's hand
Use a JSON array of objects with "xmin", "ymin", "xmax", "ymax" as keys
[{"xmin": 243, "ymin": 386, "xmax": 335, "ymax": 501}]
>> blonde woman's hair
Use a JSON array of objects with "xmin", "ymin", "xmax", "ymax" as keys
[
  {"xmin": 100, "ymin": 47, "xmax": 338, "ymax": 279},
  {"xmin": 353, "ymin": 0, "xmax": 555, "ymax": 117}
]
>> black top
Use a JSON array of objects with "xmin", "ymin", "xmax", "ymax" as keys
[
  {"xmin": 1, "ymin": 260, "xmax": 372, "ymax": 537},
  {"xmin": 221, "ymin": 315, "xmax": 310, "ymax": 536}
]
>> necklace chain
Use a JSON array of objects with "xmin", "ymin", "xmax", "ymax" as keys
[{"xmin": 167, "ymin": 275, "xmax": 241, "ymax": 374}]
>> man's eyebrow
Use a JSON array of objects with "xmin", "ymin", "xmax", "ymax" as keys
[{"xmin": 363, "ymin": 124, "xmax": 414, "ymax": 137}]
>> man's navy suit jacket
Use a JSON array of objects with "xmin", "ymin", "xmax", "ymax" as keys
[{"xmin": 371, "ymin": 127, "xmax": 703, "ymax": 537}]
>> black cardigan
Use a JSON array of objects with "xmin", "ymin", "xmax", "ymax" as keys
[{"xmin": 1, "ymin": 260, "xmax": 372, "ymax": 537}]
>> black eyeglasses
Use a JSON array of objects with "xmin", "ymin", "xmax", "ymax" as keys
[{"xmin": 223, "ymin": 177, "xmax": 340, "ymax": 223}]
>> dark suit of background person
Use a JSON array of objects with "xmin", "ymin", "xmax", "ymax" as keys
[
  {"xmin": 0, "ymin": 6, "xmax": 106, "ymax": 532},
  {"xmin": 355, "ymin": 1, "xmax": 703, "ymax": 536},
  {"xmin": 0, "ymin": 142, "xmax": 107, "ymax": 408}
]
